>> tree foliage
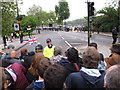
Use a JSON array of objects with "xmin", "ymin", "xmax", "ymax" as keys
[
  {"xmin": 91, "ymin": 6, "xmax": 119, "ymax": 32},
  {"xmin": 20, "ymin": 4, "xmax": 56, "ymax": 31},
  {"xmin": 1, "ymin": 2, "xmax": 17, "ymax": 36},
  {"xmin": 67, "ymin": 18, "xmax": 87, "ymax": 26},
  {"xmin": 55, "ymin": 0, "xmax": 70, "ymax": 24}
]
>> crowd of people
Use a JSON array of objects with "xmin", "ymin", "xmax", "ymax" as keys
[{"xmin": 0, "ymin": 38, "xmax": 120, "ymax": 89}]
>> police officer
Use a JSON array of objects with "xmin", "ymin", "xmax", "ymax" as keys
[
  {"xmin": 112, "ymin": 27, "xmax": 118, "ymax": 44},
  {"xmin": 43, "ymin": 38, "xmax": 55, "ymax": 58}
]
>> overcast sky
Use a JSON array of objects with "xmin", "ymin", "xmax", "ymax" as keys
[{"xmin": 19, "ymin": 0, "xmax": 108, "ymax": 21}]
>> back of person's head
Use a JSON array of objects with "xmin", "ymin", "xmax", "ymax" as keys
[
  {"xmin": 54, "ymin": 46, "xmax": 62, "ymax": 56},
  {"xmin": 88, "ymin": 42, "xmax": 97, "ymax": 49},
  {"xmin": 82, "ymin": 47, "xmax": 100, "ymax": 69},
  {"xmin": 104, "ymin": 64, "xmax": 120, "ymax": 89},
  {"xmin": 7, "ymin": 45, "xmax": 15, "ymax": 50},
  {"xmin": 110, "ymin": 44, "xmax": 120, "ymax": 55},
  {"xmin": 65, "ymin": 47, "xmax": 79, "ymax": 63},
  {"xmin": 44, "ymin": 63, "xmax": 66, "ymax": 89},
  {"xmin": 20, "ymin": 48, "xmax": 28, "ymax": 55},
  {"xmin": 28, "ymin": 51, "xmax": 35, "ymax": 56},
  {"xmin": 35, "ymin": 43, "xmax": 43, "ymax": 53},
  {"xmin": 0, "ymin": 67, "xmax": 7, "ymax": 89},
  {"xmin": 29, "ymin": 53, "xmax": 45, "ymax": 75},
  {"xmin": 10, "ymin": 51, "xmax": 18, "ymax": 58},
  {"xmin": 38, "ymin": 57, "xmax": 51, "ymax": 78}
]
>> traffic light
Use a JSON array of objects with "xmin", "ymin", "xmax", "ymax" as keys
[{"xmin": 88, "ymin": 2, "xmax": 95, "ymax": 16}]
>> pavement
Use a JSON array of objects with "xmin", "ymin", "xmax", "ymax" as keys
[
  {"xmin": 0, "ymin": 32, "xmax": 40, "ymax": 52},
  {"xmin": 0, "ymin": 31, "xmax": 114, "ymax": 58}
]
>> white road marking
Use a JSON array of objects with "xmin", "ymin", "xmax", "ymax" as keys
[
  {"xmin": 65, "ymin": 41, "xmax": 72, "ymax": 47},
  {"xmin": 58, "ymin": 32, "xmax": 72, "ymax": 47},
  {"xmin": 61, "ymin": 37, "xmax": 64, "ymax": 40}
]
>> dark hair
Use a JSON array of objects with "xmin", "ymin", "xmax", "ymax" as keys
[
  {"xmin": 54, "ymin": 46, "xmax": 62, "ymax": 56},
  {"xmin": 105, "ymin": 64, "xmax": 120, "ymax": 89},
  {"xmin": 20, "ymin": 48, "xmax": 28, "ymax": 56},
  {"xmin": 110, "ymin": 44, "xmax": 120, "ymax": 55},
  {"xmin": 82, "ymin": 47, "xmax": 100, "ymax": 69},
  {"xmin": 65, "ymin": 47, "xmax": 79, "ymax": 63},
  {"xmin": 38, "ymin": 57, "xmax": 51, "ymax": 78},
  {"xmin": 88, "ymin": 42, "xmax": 97, "ymax": 49},
  {"xmin": 44, "ymin": 63, "xmax": 66, "ymax": 89},
  {"xmin": 7, "ymin": 45, "xmax": 15, "ymax": 49}
]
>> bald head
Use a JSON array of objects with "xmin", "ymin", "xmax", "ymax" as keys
[{"xmin": 10, "ymin": 51, "xmax": 18, "ymax": 58}]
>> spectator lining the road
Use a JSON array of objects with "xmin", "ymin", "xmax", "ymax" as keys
[
  {"xmin": 43, "ymin": 38, "xmax": 55, "ymax": 58},
  {"xmin": 6, "ymin": 63, "xmax": 29, "ymax": 89},
  {"xmin": 58, "ymin": 47, "xmax": 83, "ymax": 77},
  {"xmin": 1, "ymin": 44, "xmax": 15, "ymax": 60},
  {"xmin": 22, "ymin": 51, "xmax": 35, "ymax": 70},
  {"xmin": 26, "ymin": 53, "xmax": 45, "ymax": 84},
  {"xmin": 27, "ymin": 57, "xmax": 51, "ymax": 89},
  {"xmin": 65, "ymin": 47, "xmax": 105, "ymax": 88},
  {"xmin": 104, "ymin": 64, "xmax": 120, "ymax": 89},
  {"xmin": 43, "ymin": 63, "xmax": 66, "ymax": 89},
  {"xmin": 35, "ymin": 43, "xmax": 44, "ymax": 53},
  {"xmin": 104, "ymin": 44, "xmax": 120, "ymax": 68},
  {"xmin": 2, "ymin": 51, "xmax": 22, "ymax": 67},
  {"xmin": 88, "ymin": 42, "xmax": 106, "ymax": 72},
  {"xmin": 50, "ymin": 46, "xmax": 64, "ymax": 65},
  {"xmin": 19, "ymin": 48, "xmax": 28, "ymax": 60}
]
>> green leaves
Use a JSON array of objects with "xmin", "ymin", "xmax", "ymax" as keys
[
  {"xmin": 1, "ymin": 2, "xmax": 17, "ymax": 36},
  {"xmin": 55, "ymin": 0, "xmax": 70, "ymax": 24}
]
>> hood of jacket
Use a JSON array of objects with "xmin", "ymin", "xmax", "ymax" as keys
[{"xmin": 80, "ymin": 67, "xmax": 105, "ymax": 87}]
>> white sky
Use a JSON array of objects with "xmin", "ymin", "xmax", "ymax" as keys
[{"xmin": 19, "ymin": 0, "xmax": 108, "ymax": 21}]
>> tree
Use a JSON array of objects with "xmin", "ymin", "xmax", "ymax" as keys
[
  {"xmin": 90, "ymin": 0, "xmax": 119, "ymax": 32},
  {"xmin": 1, "ymin": 2, "xmax": 17, "ymax": 36},
  {"xmin": 55, "ymin": 0, "xmax": 70, "ymax": 24}
]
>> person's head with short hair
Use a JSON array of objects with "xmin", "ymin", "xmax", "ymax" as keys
[
  {"xmin": 44, "ymin": 63, "xmax": 66, "ymax": 89},
  {"xmin": 104, "ymin": 64, "xmax": 120, "ymax": 89},
  {"xmin": 35, "ymin": 43, "xmax": 43, "ymax": 53},
  {"xmin": 10, "ymin": 51, "xmax": 18, "ymax": 58},
  {"xmin": 110, "ymin": 44, "xmax": 120, "ymax": 55},
  {"xmin": 54, "ymin": 46, "xmax": 63, "ymax": 56},
  {"xmin": 29, "ymin": 53, "xmax": 45, "ymax": 76},
  {"xmin": 88, "ymin": 42, "xmax": 98, "ymax": 49},
  {"xmin": 38, "ymin": 57, "xmax": 51, "ymax": 78},
  {"xmin": 20, "ymin": 48, "xmax": 28, "ymax": 56},
  {"xmin": 65, "ymin": 47, "xmax": 79, "ymax": 63},
  {"xmin": 7, "ymin": 45, "xmax": 15, "ymax": 50},
  {"xmin": 82, "ymin": 47, "xmax": 100, "ymax": 69}
]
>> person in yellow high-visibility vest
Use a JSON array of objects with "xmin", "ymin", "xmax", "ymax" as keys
[{"xmin": 43, "ymin": 38, "xmax": 55, "ymax": 58}]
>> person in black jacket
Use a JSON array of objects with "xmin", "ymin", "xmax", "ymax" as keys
[
  {"xmin": 58, "ymin": 47, "xmax": 83, "ymax": 78},
  {"xmin": 65, "ymin": 47, "xmax": 105, "ymax": 89},
  {"xmin": 112, "ymin": 27, "xmax": 118, "ymax": 44}
]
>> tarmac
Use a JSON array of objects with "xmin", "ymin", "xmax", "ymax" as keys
[{"xmin": 0, "ymin": 31, "xmax": 119, "ymax": 58}]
